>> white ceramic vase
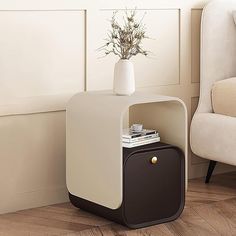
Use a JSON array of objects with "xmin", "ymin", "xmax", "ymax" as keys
[{"xmin": 113, "ymin": 59, "xmax": 135, "ymax": 96}]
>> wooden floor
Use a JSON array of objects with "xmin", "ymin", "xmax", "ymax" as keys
[{"xmin": 1, "ymin": 172, "xmax": 236, "ymax": 236}]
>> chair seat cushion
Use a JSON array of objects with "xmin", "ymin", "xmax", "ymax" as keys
[
  {"xmin": 190, "ymin": 113, "xmax": 236, "ymax": 166},
  {"xmin": 212, "ymin": 77, "xmax": 236, "ymax": 117}
]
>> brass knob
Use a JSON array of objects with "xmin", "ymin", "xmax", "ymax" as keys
[{"xmin": 150, "ymin": 156, "xmax": 158, "ymax": 164}]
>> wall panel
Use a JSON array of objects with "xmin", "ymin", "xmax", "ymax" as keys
[
  {"xmin": 0, "ymin": 10, "xmax": 85, "ymax": 101},
  {"xmin": 191, "ymin": 9, "xmax": 202, "ymax": 83},
  {"xmin": 87, "ymin": 9, "xmax": 180, "ymax": 90}
]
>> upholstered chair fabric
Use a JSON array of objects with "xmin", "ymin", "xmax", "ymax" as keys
[
  {"xmin": 190, "ymin": 0, "xmax": 236, "ymax": 166},
  {"xmin": 212, "ymin": 77, "xmax": 236, "ymax": 117},
  {"xmin": 191, "ymin": 113, "xmax": 236, "ymax": 166},
  {"xmin": 197, "ymin": 0, "xmax": 236, "ymax": 113},
  {"xmin": 233, "ymin": 11, "xmax": 236, "ymax": 24}
]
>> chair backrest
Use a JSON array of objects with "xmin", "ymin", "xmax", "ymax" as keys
[{"xmin": 198, "ymin": 0, "xmax": 236, "ymax": 113}]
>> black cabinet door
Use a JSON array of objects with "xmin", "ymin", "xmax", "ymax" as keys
[{"xmin": 124, "ymin": 147, "xmax": 184, "ymax": 226}]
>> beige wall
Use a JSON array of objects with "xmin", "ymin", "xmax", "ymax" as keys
[
  {"xmin": 0, "ymin": 112, "xmax": 67, "ymax": 213},
  {"xmin": 0, "ymin": 0, "xmax": 235, "ymax": 213}
]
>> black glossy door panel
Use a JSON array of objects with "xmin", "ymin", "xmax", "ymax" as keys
[{"xmin": 124, "ymin": 147, "xmax": 184, "ymax": 226}]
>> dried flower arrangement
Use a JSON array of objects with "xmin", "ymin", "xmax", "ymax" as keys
[{"xmin": 99, "ymin": 9, "xmax": 149, "ymax": 60}]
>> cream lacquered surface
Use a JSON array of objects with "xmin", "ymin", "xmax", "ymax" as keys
[{"xmin": 66, "ymin": 91, "xmax": 187, "ymax": 209}]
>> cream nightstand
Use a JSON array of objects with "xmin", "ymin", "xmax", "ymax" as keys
[{"xmin": 66, "ymin": 91, "xmax": 187, "ymax": 228}]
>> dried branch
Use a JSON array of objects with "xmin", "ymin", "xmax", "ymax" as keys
[{"xmin": 99, "ymin": 9, "xmax": 150, "ymax": 60}]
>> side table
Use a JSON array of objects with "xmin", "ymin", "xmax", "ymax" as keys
[{"xmin": 66, "ymin": 91, "xmax": 187, "ymax": 228}]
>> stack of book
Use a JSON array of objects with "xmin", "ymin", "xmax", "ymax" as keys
[{"xmin": 122, "ymin": 128, "xmax": 160, "ymax": 148}]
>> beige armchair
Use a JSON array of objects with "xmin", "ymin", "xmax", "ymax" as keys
[{"xmin": 190, "ymin": 0, "xmax": 236, "ymax": 183}]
